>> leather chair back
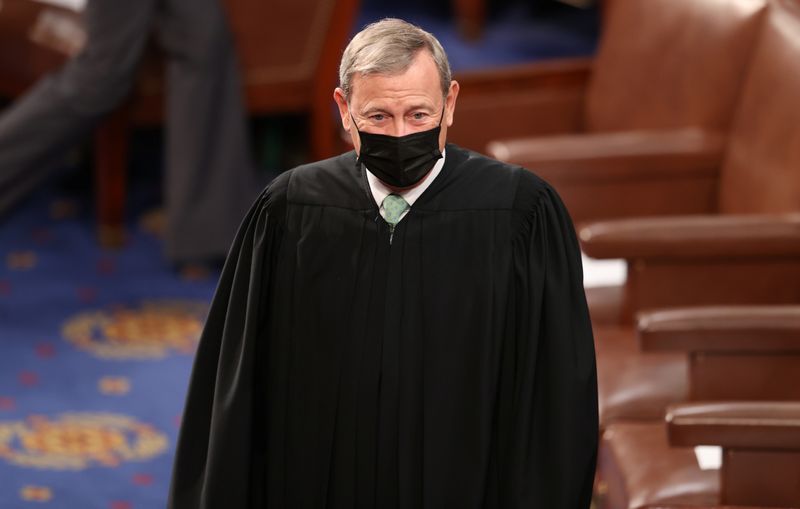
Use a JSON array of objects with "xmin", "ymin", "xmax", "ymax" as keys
[
  {"xmin": 224, "ymin": 0, "xmax": 357, "ymax": 116},
  {"xmin": 585, "ymin": 0, "xmax": 767, "ymax": 132},
  {"xmin": 718, "ymin": 0, "xmax": 800, "ymax": 214}
]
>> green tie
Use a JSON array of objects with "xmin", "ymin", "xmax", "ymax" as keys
[
  {"xmin": 383, "ymin": 194, "xmax": 409, "ymax": 226},
  {"xmin": 382, "ymin": 194, "xmax": 409, "ymax": 244}
]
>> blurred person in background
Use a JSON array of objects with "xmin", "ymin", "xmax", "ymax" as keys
[{"xmin": 0, "ymin": 0, "xmax": 260, "ymax": 265}]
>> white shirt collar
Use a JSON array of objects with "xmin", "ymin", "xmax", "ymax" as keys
[{"xmin": 366, "ymin": 148, "xmax": 446, "ymax": 215}]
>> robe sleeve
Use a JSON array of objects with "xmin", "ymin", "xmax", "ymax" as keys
[
  {"xmin": 502, "ymin": 173, "xmax": 598, "ymax": 507},
  {"xmin": 168, "ymin": 173, "xmax": 288, "ymax": 509}
]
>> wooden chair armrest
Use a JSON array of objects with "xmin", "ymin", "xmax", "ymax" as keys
[
  {"xmin": 666, "ymin": 402, "xmax": 800, "ymax": 450},
  {"xmin": 580, "ymin": 214, "xmax": 800, "ymax": 260},
  {"xmin": 488, "ymin": 128, "xmax": 724, "ymax": 181},
  {"xmin": 637, "ymin": 306, "xmax": 800, "ymax": 353}
]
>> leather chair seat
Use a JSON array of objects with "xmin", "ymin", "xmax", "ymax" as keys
[
  {"xmin": 600, "ymin": 421, "xmax": 719, "ymax": 509},
  {"xmin": 594, "ymin": 326, "xmax": 688, "ymax": 427}
]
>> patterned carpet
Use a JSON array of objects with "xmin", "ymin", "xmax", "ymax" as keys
[{"xmin": 0, "ymin": 170, "xmax": 219, "ymax": 507}]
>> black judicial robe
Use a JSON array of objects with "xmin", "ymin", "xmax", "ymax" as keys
[{"xmin": 168, "ymin": 144, "xmax": 598, "ymax": 508}]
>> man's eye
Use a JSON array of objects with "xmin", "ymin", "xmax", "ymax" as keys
[
  {"xmin": 412, "ymin": 112, "xmax": 427, "ymax": 120},
  {"xmin": 371, "ymin": 114, "xmax": 386, "ymax": 121}
]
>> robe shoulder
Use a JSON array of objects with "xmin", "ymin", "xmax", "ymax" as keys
[
  {"xmin": 246, "ymin": 151, "xmax": 366, "ymax": 221},
  {"xmin": 417, "ymin": 144, "xmax": 558, "ymax": 214},
  {"xmin": 286, "ymin": 151, "xmax": 368, "ymax": 210},
  {"xmin": 253, "ymin": 145, "xmax": 562, "ymax": 217},
  {"xmin": 243, "ymin": 150, "xmax": 358, "ymax": 224}
]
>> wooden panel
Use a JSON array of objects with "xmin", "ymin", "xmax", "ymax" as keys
[
  {"xmin": 722, "ymin": 449, "xmax": 800, "ymax": 507},
  {"xmin": 229, "ymin": 0, "xmax": 333, "ymax": 84},
  {"xmin": 449, "ymin": 58, "xmax": 592, "ymax": 153},
  {"xmin": 690, "ymin": 353, "xmax": 800, "ymax": 401},
  {"xmin": 554, "ymin": 174, "xmax": 718, "ymax": 227},
  {"xmin": 626, "ymin": 258, "xmax": 800, "ymax": 323}
]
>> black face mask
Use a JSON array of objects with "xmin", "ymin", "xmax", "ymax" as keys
[{"xmin": 353, "ymin": 111, "xmax": 444, "ymax": 188}]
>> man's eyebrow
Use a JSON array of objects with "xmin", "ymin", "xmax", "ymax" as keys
[
  {"xmin": 361, "ymin": 106, "xmax": 390, "ymax": 116},
  {"xmin": 406, "ymin": 102, "xmax": 437, "ymax": 112},
  {"xmin": 360, "ymin": 103, "xmax": 438, "ymax": 116}
]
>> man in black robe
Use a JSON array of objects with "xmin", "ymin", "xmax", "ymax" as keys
[{"xmin": 169, "ymin": 18, "xmax": 598, "ymax": 508}]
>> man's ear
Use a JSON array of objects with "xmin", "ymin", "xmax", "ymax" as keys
[
  {"xmin": 445, "ymin": 80, "xmax": 460, "ymax": 127},
  {"xmin": 333, "ymin": 88, "xmax": 350, "ymax": 131}
]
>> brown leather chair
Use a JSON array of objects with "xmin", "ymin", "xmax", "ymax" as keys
[
  {"xmin": 582, "ymin": 0, "xmax": 800, "ymax": 324},
  {"xmin": 596, "ymin": 305, "xmax": 800, "ymax": 509},
  {"xmin": 588, "ymin": 0, "xmax": 800, "ymax": 432},
  {"xmin": 472, "ymin": 0, "xmax": 767, "ymax": 225},
  {"xmin": 602, "ymin": 304, "xmax": 800, "ymax": 421},
  {"xmin": 486, "ymin": 0, "xmax": 800, "ymax": 326},
  {"xmin": 601, "ymin": 401, "xmax": 800, "ymax": 509}
]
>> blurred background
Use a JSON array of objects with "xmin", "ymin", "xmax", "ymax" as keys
[{"xmin": 1, "ymin": 0, "xmax": 799, "ymax": 507}]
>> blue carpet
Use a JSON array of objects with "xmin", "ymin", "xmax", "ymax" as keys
[
  {"xmin": 0, "ymin": 168, "xmax": 219, "ymax": 507},
  {"xmin": 357, "ymin": 0, "xmax": 600, "ymax": 71}
]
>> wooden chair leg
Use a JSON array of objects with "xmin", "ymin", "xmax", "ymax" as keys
[{"xmin": 94, "ymin": 106, "xmax": 129, "ymax": 248}]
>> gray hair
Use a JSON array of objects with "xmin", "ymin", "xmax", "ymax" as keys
[{"xmin": 338, "ymin": 18, "xmax": 452, "ymax": 101}]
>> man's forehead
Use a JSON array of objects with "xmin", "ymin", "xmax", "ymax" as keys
[{"xmin": 349, "ymin": 52, "xmax": 442, "ymax": 105}]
